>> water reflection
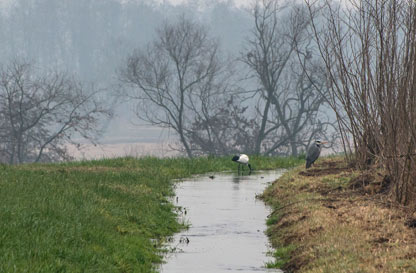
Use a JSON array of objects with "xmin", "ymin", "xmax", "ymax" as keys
[
  {"xmin": 161, "ymin": 170, "xmax": 285, "ymax": 273},
  {"xmin": 231, "ymin": 172, "xmax": 252, "ymax": 183}
]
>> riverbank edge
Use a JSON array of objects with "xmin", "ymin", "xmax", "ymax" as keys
[
  {"xmin": 0, "ymin": 156, "xmax": 304, "ymax": 272},
  {"xmin": 261, "ymin": 157, "xmax": 416, "ymax": 272}
]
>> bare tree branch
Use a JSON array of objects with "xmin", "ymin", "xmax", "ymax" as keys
[{"xmin": 0, "ymin": 60, "xmax": 112, "ymax": 164}]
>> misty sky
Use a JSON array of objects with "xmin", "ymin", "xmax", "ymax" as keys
[
  {"xmin": 0, "ymin": 0, "xmax": 252, "ymax": 8},
  {"xmin": 153, "ymin": 0, "xmax": 251, "ymax": 8},
  {"xmin": 0, "ymin": 0, "xmax": 254, "ymax": 158}
]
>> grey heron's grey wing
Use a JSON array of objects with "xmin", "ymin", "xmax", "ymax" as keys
[{"xmin": 306, "ymin": 145, "xmax": 321, "ymax": 163}]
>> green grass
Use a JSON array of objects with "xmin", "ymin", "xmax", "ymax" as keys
[
  {"xmin": 265, "ymin": 244, "xmax": 296, "ymax": 269},
  {"xmin": 0, "ymin": 155, "xmax": 303, "ymax": 273}
]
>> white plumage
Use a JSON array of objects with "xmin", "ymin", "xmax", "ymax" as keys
[
  {"xmin": 236, "ymin": 154, "xmax": 249, "ymax": 164},
  {"xmin": 232, "ymin": 154, "xmax": 252, "ymax": 173}
]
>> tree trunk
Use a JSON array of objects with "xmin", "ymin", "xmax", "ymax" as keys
[
  {"xmin": 254, "ymin": 94, "xmax": 271, "ymax": 155},
  {"xmin": 290, "ymin": 140, "xmax": 298, "ymax": 157},
  {"xmin": 179, "ymin": 132, "xmax": 193, "ymax": 158}
]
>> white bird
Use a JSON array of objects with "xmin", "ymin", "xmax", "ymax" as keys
[{"xmin": 232, "ymin": 154, "xmax": 252, "ymax": 173}]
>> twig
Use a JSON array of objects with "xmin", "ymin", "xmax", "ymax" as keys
[{"xmin": 271, "ymin": 197, "xmax": 340, "ymax": 213}]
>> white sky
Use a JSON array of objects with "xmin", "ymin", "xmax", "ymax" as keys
[
  {"xmin": 159, "ymin": 0, "xmax": 252, "ymax": 8},
  {"xmin": 0, "ymin": 0, "xmax": 252, "ymax": 8}
]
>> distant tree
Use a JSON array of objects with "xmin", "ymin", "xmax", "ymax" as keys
[
  {"xmin": 120, "ymin": 16, "xmax": 227, "ymax": 158},
  {"xmin": 242, "ymin": 0, "xmax": 333, "ymax": 156},
  {"xmin": 186, "ymin": 94, "xmax": 259, "ymax": 156},
  {"xmin": 0, "ymin": 61, "xmax": 112, "ymax": 164}
]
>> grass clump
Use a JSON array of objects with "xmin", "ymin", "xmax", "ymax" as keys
[
  {"xmin": 266, "ymin": 244, "xmax": 296, "ymax": 269},
  {"xmin": 0, "ymin": 155, "xmax": 302, "ymax": 273}
]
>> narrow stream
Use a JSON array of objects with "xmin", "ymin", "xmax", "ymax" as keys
[{"xmin": 160, "ymin": 170, "xmax": 285, "ymax": 273}]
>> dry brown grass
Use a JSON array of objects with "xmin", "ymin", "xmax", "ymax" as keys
[{"xmin": 263, "ymin": 157, "xmax": 416, "ymax": 273}]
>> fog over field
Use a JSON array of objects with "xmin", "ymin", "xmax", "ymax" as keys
[
  {"xmin": 0, "ymin": 0, "xmax": 338, "ymax": 161},
  {"xmin": 0, "ymin": 0, "xmax": 254, "ymax": 159}
]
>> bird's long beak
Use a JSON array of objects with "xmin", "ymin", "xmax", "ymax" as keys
[{"xmin": 322, "ymin": 141, "xmax": 329, "ymax": 144}]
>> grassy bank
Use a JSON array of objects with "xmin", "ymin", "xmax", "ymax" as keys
[
  {"xmin": 0, "ymin": 155, "xmax": 302, "ymax": 273},
  {"xmin": 262, "ymin": 157, "xmax": 416, "ymax": 273}
]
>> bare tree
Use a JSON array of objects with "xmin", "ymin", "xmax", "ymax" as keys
[
  {"xmin": 306, "ymin": 0, "xmax": 416, "ymax": 204},
  {"xmin": 120, "ymin": 16, "xmax": 226, "ymax": 158},
  {"xmin": 186, "ymin": 94, "xmax": 259, "ymax": 156},
  {"xmin": 242, "ymin": 0, "xmax": 332, "ymax": 156},
  {"xmin": 0, "ymin": 61, "xmax": 112, "ymax": 164}
]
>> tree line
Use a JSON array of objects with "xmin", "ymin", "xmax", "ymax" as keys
[
  {"xmin": 122, "ymin": 0, "xmax": 416, "ymax": 206},
  {"xmin": 120, "ymin": 1, "xmax": 335, "ymax": 158},
  {"xmin": 2, "ymin": 0, "xmax": 416, "ymax": 206},
  {"xmin": 0, "ymin": 0, "xmax": 335, "ymax": 162}
]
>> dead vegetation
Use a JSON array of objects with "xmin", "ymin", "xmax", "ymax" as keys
[
  {"xmin": 306, "ymin": 0, "xmax": 416, "ymax": 206},
  {"xmin": 263, "ymin": 157, "xmax": 416, "ymax": 273}
]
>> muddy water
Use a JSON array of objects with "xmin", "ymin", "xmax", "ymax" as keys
[{"xmin": 161, "ymin": 170, "xmax": 285, "ymax": 273}]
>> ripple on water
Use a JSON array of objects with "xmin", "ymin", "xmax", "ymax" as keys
[{"xmin": 160, "ymin": 170, "xmax": 285, "ymax": 273}]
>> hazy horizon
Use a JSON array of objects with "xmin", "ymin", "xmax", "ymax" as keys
[{"xmin": 0, "ymin": 0, "xmax": 254, "ymax": 158}]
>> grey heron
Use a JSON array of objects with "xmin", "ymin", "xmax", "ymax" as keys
[
  {"xmin": 306, "ymin": 140, "xmax": 328, "ymax": 169},
  {"xmin": 232, "ymin": 154, "xmax": 252, "ymax": 173}
]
